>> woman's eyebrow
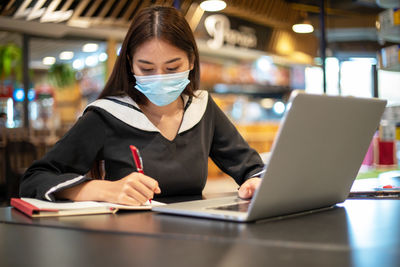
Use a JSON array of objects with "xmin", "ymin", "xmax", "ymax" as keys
[
  {"xmin": 137, "ymin": 58, "xmax": 181, "ymax": 64},
  {"xmin": 165, "ymin": 57, "xmax": 181, "ymax": 64},
  {"xmin": 137, "ymin": 59, "xmax": 153, "ymax": 65}
]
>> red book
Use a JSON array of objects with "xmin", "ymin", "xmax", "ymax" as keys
[
  {"xmin": 11, "ymin": 198, "xmax": 58, "ymax": 217},
  {"xmin": 10, "ymin": 198, "xmax": 163, "ymax": 218},
  {"xmin": 10, "ymin": 198, "xmax": 116, "ymax": 218}
]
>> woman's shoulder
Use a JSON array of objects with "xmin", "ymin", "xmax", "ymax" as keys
[
  {"xmin": 193, "ymin": 89, "xmax": 208, "ymax": 99},
  {"xmin": 85, "ymin": 95, "xmax": 140, "ymax": 113},
  {"xmin": 188, "ymin": 90, "xmax": 209, "ymax": 109},
  {"xmin": 84, "ymin": 95, "xmax": 158, "ymax": 132}
]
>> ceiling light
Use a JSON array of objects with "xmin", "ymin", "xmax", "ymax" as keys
[
  {"xmin": 255, "ymin": 56, "xmax": 273, "ymax": 73},
  {"xmin": 59, "ymin": 51, "xmax": 74, "ymax": 60},
  {"xmin": 200, "ymin": 0, "xmax": 227, "ymax": 12},
  {"xmin": 85, "ymin": 55, "xmax": 98, "ymax": 67},
  {"xmin": 42, "ymin": 56, "xmax": 56, "ymax": 65},
  {"xmin": 82, "ymin": 43, "xmax": 98, "ymax": 52},
  {"xmin": 273, "ymin": 101, "xmax": 286, "ymax": 115},
  {"xmin": 98, "ymin": 52, "xmax": 108, "ymax": 62},
  {"xmin": 260, "ymin": 98, "xmax": 274, "ymax": 109},
  {"xmin": 292, "ymin": 20, "xmax": 314, "ymax": 34},
  {"xmin": 72, "ymin": 59, "xmax": 84, "ymax": 70}
]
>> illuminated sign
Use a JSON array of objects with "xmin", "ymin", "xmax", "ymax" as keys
[
  {"xmin": 204, "ymin": 14, "xmax": 257, "ymax": 50},
  {"xmin": 197, "ymin": 13, "xmax": 272, "ymax": 51}
]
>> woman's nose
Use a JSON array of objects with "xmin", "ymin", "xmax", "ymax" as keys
[{"xmin": 154, "ymin": 69, "xmax": 166, "ymax": 75}]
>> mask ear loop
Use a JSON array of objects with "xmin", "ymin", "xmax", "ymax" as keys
[
  {"xmin": 127, "ymin": 55, "xmax": 135, "ymax": 75},
  {"xmin": 127, "ymin": 55, "xmax": 138, "ymax": 89}
]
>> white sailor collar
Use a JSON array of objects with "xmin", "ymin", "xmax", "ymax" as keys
[{"xmin": 85, "ymin": 90, "xmax": 209, "ymax": 133}]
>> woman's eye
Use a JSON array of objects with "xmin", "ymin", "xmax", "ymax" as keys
[
  {"xmin": 141, "ymin": 68, "xmax": 153, "ymax": 72},
  {"xmin": 166, "ymin": 66, "xmax": 179, "ymax": 71}
]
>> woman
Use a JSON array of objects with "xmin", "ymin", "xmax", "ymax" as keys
[{"xmin": 20, "ymin": 6, "xmax": 264, "ymax": 205}]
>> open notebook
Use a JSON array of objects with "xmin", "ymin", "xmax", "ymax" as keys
[{"xmin": 11, "ymin": 197, "xmax": 165, "ymax": 218}]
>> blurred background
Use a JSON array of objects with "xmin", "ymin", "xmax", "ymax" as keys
[{"xmin": 0, "ymin": 0, "xmax": 399, "ymax": 201}]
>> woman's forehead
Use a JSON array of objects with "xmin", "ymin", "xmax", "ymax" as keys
[{"xmin": 133, "ymin": 39, "xmax": 187, "ymax": 62}]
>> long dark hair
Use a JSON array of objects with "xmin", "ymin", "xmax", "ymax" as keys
[
  {"xmin": 91, "ymin": 6, "xmax": 200, "ymax": 179},
  {"xmin": 98, "ymin": 5, "xmax": 200, "ymax": 103}
]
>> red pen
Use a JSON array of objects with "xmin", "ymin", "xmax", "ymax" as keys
[
  {"xmin": 130, "ymin": 145, "xmax": 144, "ymax": 174},
  {"xmin": 129, "ymin": 145, "xmax": 151, "ymax": 203}
]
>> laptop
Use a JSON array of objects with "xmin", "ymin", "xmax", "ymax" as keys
[{"xmin": 153, "ymin": 91, "xmax": 387, "ymax": 222}]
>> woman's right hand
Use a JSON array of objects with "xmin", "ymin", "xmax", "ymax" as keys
[
  {"xmin": 107, "ymin": 172, "xmax": 161, "ymax": 205},
  {"xmin": 56, "ymin": 172, "xmax": 161, "ymax": 206}
]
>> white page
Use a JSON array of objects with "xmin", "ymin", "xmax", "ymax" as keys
[
  {"xmin": 21, "ymin": 198, "xmax": 165, "ymax": 210},
  {"xmin": 103, "ymin": 200, "xmax": 165, "ymax": 209}
]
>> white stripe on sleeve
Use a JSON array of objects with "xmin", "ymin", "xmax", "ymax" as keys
[{"xmin": 44, "ymin": 175, "xmax": 86, "ymax": 201}]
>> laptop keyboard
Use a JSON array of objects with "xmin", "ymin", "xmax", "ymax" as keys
[{"xmin": 208, "ymin": 201, "xmax": 251, "ymax": 212}]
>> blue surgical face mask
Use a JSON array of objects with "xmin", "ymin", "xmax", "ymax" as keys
[{"xmin": 134, "ymin": 70, "xmax": 190, "ymax": 106}]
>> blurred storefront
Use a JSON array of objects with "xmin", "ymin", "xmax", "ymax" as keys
[{"xmin": 190, "ymin": 11, "xmax": 312, "ymax": 175}]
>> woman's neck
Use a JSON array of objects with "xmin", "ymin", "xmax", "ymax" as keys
[{"xmin": 139, "ymin": 96, "xmax": 184, "ymax": 118}]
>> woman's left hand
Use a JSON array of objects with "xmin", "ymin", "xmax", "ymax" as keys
[{"xmin": 238, "ymin": 178, "xmax": 261, "ymax": 199}]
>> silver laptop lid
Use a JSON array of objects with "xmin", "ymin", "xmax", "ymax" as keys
[{"xmin": 247, "ymin": 91, "xmax": 386, "ymax": 221}]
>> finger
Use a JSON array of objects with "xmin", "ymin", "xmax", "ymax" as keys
[
  {"xmin": 238, "ymin": 190, "xmax": 251, "ymax": 199},
  {"xmin": 247, "ymin": 178, "xmax": 261, "ymax": 192},
  {"xmin": 129, "ymin": 188, "xmax": 149, "ymax": 205},
  {"xmin": 138, "ymin": 175, "xmax": 161, "ymax": 194},
  {"xmin": 130, "ymin": 178, "xmax": 155, "ymax": 199},
  {"xmin": 125, "ymin": 172, "xmax": 160, "ymax": 195},
  {"xmin": 246, "ymin": 183, "xmax": 259, "ymax": 198},
  {"xmin": 238, "ymin": 184, "xmax": 251, "ymax": 199},
  {"xmin": 117, "ymin": 195, "xmax": 141, "ymax": 206},
  {"xmin": 122, "ymin": 184, "xmax": 149, "ymax": 204},
  {"xmin": 238, "ymin": 178, "xmax": 261, "ymax": 199},
  {"xmin": 154, "ymin": 186, "xmax": 161, "ymax": 194}
]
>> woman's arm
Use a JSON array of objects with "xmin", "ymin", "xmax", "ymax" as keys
[
  {"xmin": 20, "ymin": 110, "xmax": 106, "ymax": 201},
  {"xmin": 21, "ymin": 108, "xmax": 161, "ymax": 205},
  {"xmin": 208, "ymin": 96, "xmax": 265, "ymax": 197},
  {"xmin": 55, "ymin": 172, "xmax": 161, "ymax": 205},
  {"xmin": 21, "ymin": 109, "xmax": 161, "ymax": 205}
]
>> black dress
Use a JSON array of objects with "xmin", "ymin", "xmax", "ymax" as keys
[{"xmin": 20, "ymin": 91, "xmax": 265, "ymax": 201}]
